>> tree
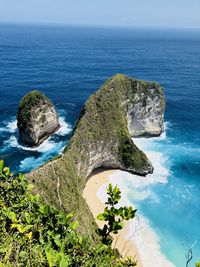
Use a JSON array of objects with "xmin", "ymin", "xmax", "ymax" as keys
[
  {"xmin": 97, "ymin": 183, "xmax": 137, "ymax": 245},
  {"xmin": 97, "ymin": 183, "xmax": 137, "ymax": 267}
]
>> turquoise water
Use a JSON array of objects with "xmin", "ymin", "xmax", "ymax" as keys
[
  {"xmin": 0, "ymin": 24, "xmax": 199, "ymax": 265},
  {"xmin": 132, "ymin": 130, "xmax": 200, "ymax": 266}
]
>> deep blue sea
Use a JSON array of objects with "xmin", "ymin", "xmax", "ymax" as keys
[{"xmin": 0, "ymin": 24, "xmax": 199, "ymax": 266}]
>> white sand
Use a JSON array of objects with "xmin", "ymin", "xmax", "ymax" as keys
[
  {"xmin": 83, "ymin": 169, "xmax": 143, "ymax": 267},
  {"xmin": 97, "ymin": 170, "xmax": 176, "ymax": 267}
]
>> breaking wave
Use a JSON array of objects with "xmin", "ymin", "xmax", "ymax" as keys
[
  {"xmin": 97, "ymin": 122, "xmax": 175, "ymax": 267},
  {"xmin": 0, "ymin": 115, "xmax": 72, "ymax": 172}
]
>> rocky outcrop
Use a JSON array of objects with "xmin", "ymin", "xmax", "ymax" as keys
[
  {"xmin": 27, "ymin": 74, "xmax": 165, "ymax": 237},
  {"xmin": 127, "ymin": 81, "xmax": 165, "ymax": 137},
  {"xmin": 17, "ymin": 90, "xmax": 60, "ymax": 146},
  {"xmin": 66, "ymin": 74, "xmax": 164, "ymax": 177}
]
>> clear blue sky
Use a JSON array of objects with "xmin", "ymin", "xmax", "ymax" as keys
[{"xmin": 0, "ymin": 0, "xmax": 200, "ymax": 29}]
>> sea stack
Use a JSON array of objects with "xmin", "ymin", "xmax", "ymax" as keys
[{"xmin": 17, "ymin": 90, "xmax": 60, "ymax": 146}]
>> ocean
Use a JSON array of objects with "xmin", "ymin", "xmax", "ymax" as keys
[{"xmin": 0, "ymin": 24, "xmax": 199, "ymax": 266}]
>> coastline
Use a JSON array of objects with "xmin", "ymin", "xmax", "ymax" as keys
[{"xmin": 83, "ymin": 169, "xmax": 143, "ymax": 267}]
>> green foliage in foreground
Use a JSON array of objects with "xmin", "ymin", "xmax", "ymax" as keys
[
  {"xmin": 196, "ymin": 263, "xmax": 200, "ymax": 267},
  {"xmin": 97, "ymin": 183, "xmax": 137, "ymax": 266},
  {"xmin": 97, "ymin": 184, "xmax": 137, "ymax": 246},
  {"xmin": 0, "ymin": 160, "xmax": 134, "ymax": 267}
]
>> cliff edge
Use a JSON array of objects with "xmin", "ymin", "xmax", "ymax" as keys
[
  {"xmin": 68, "ymin": 74, "xmax": 165, "ymax": 177},
  {"xmin": 27, "ymin": 74, "xmax": 165, "ymax": 238}
]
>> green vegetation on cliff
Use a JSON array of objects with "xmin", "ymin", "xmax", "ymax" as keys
[
  {"xmin": 19, "ymin": 90, "xmax": 48, "ymax": 110},
  {"xmin": 0, "ymin": 161, "xmax": 110, "ymax": 266},
  {"xmin": 0, "ymin": 160, "xmax": 137, "ymax": 266},
  {"xmin": 27, "ymin": 74, "xmax": 165, "ymax": 239},
  {"xmin": 67, "ymin": 74, "xmax": 155, "ymax": 176},
  {"xmin": 17, "ymin": 90, "xmax": 49, "ymax": 130}
]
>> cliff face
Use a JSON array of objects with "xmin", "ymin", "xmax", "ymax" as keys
[
  {"xmin": 27, "ymin": 74, "xmax": 165, "ymax": 238},
  {"xmin": 17, "ymin": 90, "xmax": 60, "ymax": 146},
  {"xmin": 127, "ymin": 81, "xmax": 165, "ymax": 137},
  {"xmin": 67, "ymin": 74, "xmax": 164, "ymax": 177}
]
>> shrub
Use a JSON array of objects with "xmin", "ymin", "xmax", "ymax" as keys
[
  {"xmin": 97, "ymin": 183, "xmax": 137, "ymax": 266},
  {"xmin": 0, "ymin": 160, "xmax": 124, "ymax": 266}
]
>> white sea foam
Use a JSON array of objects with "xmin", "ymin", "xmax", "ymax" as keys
[
  {"xmin": 1, "ymin": 116, "xmax": 71, "ymax": 137},
  {"xmin": 3, "ymin": 116, "xmax": 71, "ymax": 153},
  {"xmin": 19, "ymin": 141, "xmax": 65, "ymax": 172},
  {"xmin": 2, "ymin": 115, "xmax": 72, "ymax": 171},
  {"xmin": 128, "ymin": 216, "xmax": 175, "ymax": 267},
  {"xmin": 4, "ymin": 135, "xmax": 62, "ymax": 153},
  {"xmin": 20, "ymin": 156, "xmax": 46, "ymax": 171},
  {"xmin": 56, "ymin": 116, "xmax": 72, "ymax": 136},
  {"xmin": 97, "ymin": 124, "xmax": 175, "ymax": 267},
  {"xmin": 7, "ymin": 120, "xmax": 18, "ymax": 133},
  {"xmin": 97, "ymin": 170, "xmax": 175, "ymax": 267},
  {"xmin": 0, "ymin": 119, "xmax": 18, "ymax": 133}
]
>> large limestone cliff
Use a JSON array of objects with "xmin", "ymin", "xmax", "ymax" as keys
[
  {"xmin": 17, "ymin": 90, "xmax": 60, "ymax": 146},
  {"xmin": 27, "ymin": 74, "xmax": 165, "ymax": 239},
  {"xmin": 127, "ymin": 80, "xmax": 165, "ymax": 137},
  {"xmin": 68, "ymin": 74, "xmax": 165, "ymax": 177}
]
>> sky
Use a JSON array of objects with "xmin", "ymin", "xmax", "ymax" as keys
[{"xmin": 0, "ymin": 0, "xmax": 200, "ymax": 29}]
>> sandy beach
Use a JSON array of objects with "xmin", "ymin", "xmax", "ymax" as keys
[{"xmin": 83, "ymin": 169, "xmax": 143, "ymax": 267}]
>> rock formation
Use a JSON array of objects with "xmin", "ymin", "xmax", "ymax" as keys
[
  {"xmin": 27, "ymin": 74, "xmax": 165, "ymax": 237},
  {"xmin": 17, "ymin": 90, "xmax": 60, "ymax": 146},
  {"xmin": 68, "ymin": 74, "xmax": 164, "ymax": 177},
  {"xmin": 127, "ymin": 80, "xmax": 165, "ymax": 137}
]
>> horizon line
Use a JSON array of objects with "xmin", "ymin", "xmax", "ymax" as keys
[{"xmin": 0, "ymin": 20, "xmax": 200, "ymax": 32}]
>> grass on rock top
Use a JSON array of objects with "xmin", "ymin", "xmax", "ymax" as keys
[
  {"xmin": 19, "ymin": 90, "xmax": 49, "ymax": 111},
  {"xmin": 17, "ymin": 90, "xmax": 53, "ymax": 131}
]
